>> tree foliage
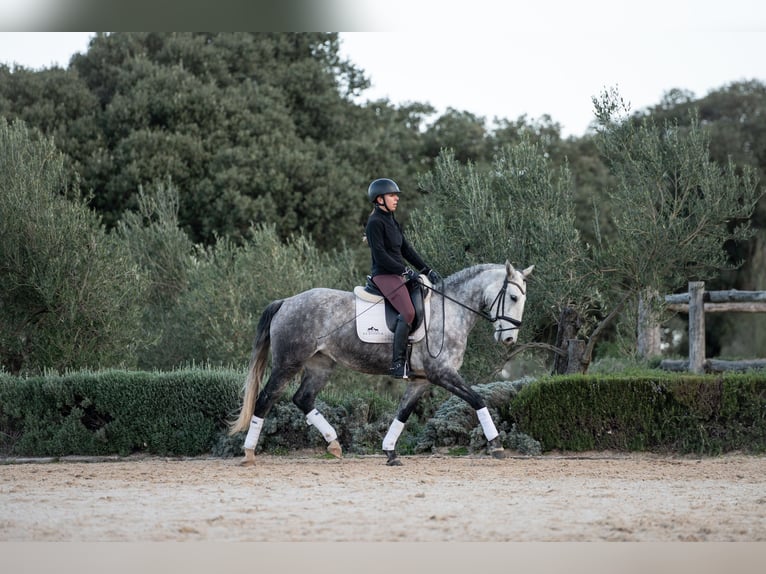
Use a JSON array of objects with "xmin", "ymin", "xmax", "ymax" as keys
[
  {"xmin": 0, "ymin": 33, "xmax": 414, "ymax": 249},
  {"xmin": 1, "ymin": 33, "xmax": 765, "ymax": 374},
  {"xmin": 593, "ymin": 88, "xmax": 761, "ymax": 293},
  {"xmin": 0, "ymin": 120, "xmax": 147, "ymax": 374},
  {"xmin": 133, "ymin": 222, "xmax": 361, "ymax": 370},
  {"xmin": 410, "ymin": 88, "xmax": 762, "ymax": 374},
  {"xmin": 413, "ymin": 139, "xmax": 587, "ymax": 333}
]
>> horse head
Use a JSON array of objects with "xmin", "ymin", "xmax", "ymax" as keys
[{"xmin": 487, "ymin": 260, "xmax": 534, "ymax": 345}]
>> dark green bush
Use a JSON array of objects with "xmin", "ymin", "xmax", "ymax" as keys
[
  {"xmin": 510, "ymin": 372, "xmax": 766, "ymax": 454},
  {"xmin": 2, "ymin": 369, "xmax": 765, "ymax": 458},
  {"xmin": 0, "ymin": 369, "xmax": 241, "ymax": 457}
]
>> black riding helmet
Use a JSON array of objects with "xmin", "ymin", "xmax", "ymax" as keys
[{"xmin": 367, "ymin": 178, "xmax": 400, "ymax": 203}]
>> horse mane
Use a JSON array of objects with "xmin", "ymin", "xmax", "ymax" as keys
[{"xmin": 445, "ymin": 263, "xmax": 503, "ymax": 285}]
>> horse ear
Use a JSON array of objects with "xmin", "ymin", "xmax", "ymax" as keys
[
  {"xmin": 505, "ymin": 260, "xmax": 514, "ymax": 276},
  {"xmin": 522, "ymin": 265, "xmax": 535, "ymax": 278}
]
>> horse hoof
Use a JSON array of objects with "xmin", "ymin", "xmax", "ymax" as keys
[
  {"xmin": 327, "ymin": 440, "xmax": 343, "ymax": 458},
  {"xmin": 384, "ymin": 450, "xmax": 402, "ymax": 466},
  {"xmin": 239, "ymin": 449, "xmax": 256, "ymax": 467},
  {"xmin": 490, "ymin": 448, "xmax": 507, "ymax": 460}
]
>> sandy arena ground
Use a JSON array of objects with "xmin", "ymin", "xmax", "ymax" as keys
[{"xmin": 1, "ymin": 452, "xmax": 765, "ymax": 542}]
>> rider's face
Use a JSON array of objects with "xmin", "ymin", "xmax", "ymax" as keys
[{"xmin": 379, "ymin": 193, "xmax": 399, "ymax": 211}]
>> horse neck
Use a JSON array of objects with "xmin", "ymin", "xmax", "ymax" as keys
[{"xmin": 444, "ymin": 264, "xmax": 505, "ymax": 316}]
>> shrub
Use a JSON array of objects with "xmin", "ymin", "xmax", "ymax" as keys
[
  {"xmin": 418, "ymin": 378, "xmax": 542, "ymax": 455},
  {"xmin": 2, "ymin": 368, "xmax": 764, "ymax": 459},
  {"xmin": 510, "ymin": 372, "xmax": 766, "ymax": 454},
  {"xmin": 0, "ymin": 368, "xmax": 241, "ymax": 457}
]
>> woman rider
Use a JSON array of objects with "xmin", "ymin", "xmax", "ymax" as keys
[{"xmin": 364, "ymin": 178, "xmax": 441, "ymax": 378}]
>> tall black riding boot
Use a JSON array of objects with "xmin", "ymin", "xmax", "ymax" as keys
[{"xmin": 389, "ymin": 314, "xmax": 411, "ymax": 379}]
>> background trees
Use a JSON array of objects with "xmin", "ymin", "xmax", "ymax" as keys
[
  {"xmin": 0, "ymin": 120, "xmax": 147, "ymax": 373},
  {"xmin": 0, "ymin": 32, "xmax": 764, "ymax": 376},
  {"xmin": 409, "ymin": 89, "xmax": 762, "ymax": 375}
]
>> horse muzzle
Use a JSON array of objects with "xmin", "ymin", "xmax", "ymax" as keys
[
  {"xmin": 493, "ymin": 317, "xmax": 521, "ymax": 345},
  {"xmin": 495, "ymin": 331, "xmax": 516, "ymax": 346}
]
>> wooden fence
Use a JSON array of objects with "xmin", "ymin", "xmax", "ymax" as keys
[{"xmin": 659, "ymin": 281, "xmax": 766, "ymax": 373}]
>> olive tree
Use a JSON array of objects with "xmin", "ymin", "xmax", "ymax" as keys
[
  {"xmin": 409, "ymin": 88, "xmax": 761, "ymax": 375},
  {"xmin": 0, "ymin": 119, "xmax": 147, "ymax": 374},
  {"xmin": 590, "ymin": 88, "xmax": 761, "ymax": 368},
  {"xmin": 410, "ymin": 136, "xmax": 594, "ymax": 378}
]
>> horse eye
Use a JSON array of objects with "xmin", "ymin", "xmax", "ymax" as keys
[{"xmin": 510, "ymin": 294, "xmax": 518, "ymax": 303}]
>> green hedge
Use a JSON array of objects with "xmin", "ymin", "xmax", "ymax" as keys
[
  {"xmin": 0, "ymin": 368, "xmax": 407, "ymax": 458},
  {"xmin": 510, "ymin": 372, "xmax": 766, "ymax": 454},
  {"xmin": 2, "ymin": 369, "xmax": 765, "ymax": 458},
  {"xmin": 0, "ymin": 369, "xmax": 241, "ymax": 457}
]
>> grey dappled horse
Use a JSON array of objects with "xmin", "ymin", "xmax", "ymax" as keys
[{"xmin": 230, "ymin": 261, "xmax": 534, "ymax": 466}]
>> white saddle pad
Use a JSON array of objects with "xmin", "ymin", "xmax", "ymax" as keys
[{"xmin": 353, "ymin": 277, "xmax": 432, "ymax": 344}]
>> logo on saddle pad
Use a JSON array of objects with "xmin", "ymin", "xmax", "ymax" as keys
[{"xmin": 353, "ymin": 277, "xmax": 432, "ymax": 344}]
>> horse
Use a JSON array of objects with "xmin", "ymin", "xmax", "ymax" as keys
[{"xmin": 229, "ymin": 260, "xmax": 534, "ymax": 466}]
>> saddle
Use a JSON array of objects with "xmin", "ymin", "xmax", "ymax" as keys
[{"xmin": 353, "ymin": 275, "xmax": 433, "ymax": 344}]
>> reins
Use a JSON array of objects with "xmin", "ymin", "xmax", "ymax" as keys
[
  {"xmin": 422, "ymin": 277, "xmax": 525, "ymax": 328},
  {"xmin": 419, "ymin": 274, "xmax": 526, "ymax": 358},
  {"xmin": 317, "ymin": 272, "xmax": 526, "ymax": 357}
]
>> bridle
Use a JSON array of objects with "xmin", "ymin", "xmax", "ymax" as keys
[
  {"xmin": 419, "ymin": 272, "xmax": 526, "ymax": 359},
  {"xmin": 485, "ymin": 276, "xmax": 526, "ymax": 334},
  {"xmin": 421, "ymin": 272, "xmax": 526, "ymax": 356}
]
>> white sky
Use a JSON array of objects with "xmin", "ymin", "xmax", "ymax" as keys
[
  {"xmin": 339, "ymin": 0, "xmax": 766, "ymax": 136},
  {"xmin": 1, "ymin": 3, "xmax": 764, "ymax": 138}
]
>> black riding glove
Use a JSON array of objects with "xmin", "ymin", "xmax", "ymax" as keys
[
  {"xmin": 427, "ymin": 269, "xmax": 442, "ymax": 284},
  {"xmin": 403, "ymin": 267, "xmax": 420, "ymax": 282}
]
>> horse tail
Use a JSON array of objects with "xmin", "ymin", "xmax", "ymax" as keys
[{"xmin": 229, "ymin": 299, "xmax": 285, "ymax": 434}]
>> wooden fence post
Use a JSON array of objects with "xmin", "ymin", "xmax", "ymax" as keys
[
  {"xmin": 688, "ymin": 281, "xmax": 706, "ymax": 373},
  {"xmin": 661, "ymin": 283, "xmax": 766, "ymax": 373}
]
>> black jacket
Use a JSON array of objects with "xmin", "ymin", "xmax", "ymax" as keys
[{"xmin": 365, "ymin": 205, "xmax": 429, "ymax": 276}]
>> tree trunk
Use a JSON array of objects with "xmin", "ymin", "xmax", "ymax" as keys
[
  {"xmin": 565, "ymin": 339, "xmax": 587, "ymax": 374},
  {"xmin": 552, "ymin": 307, "xmax": 583, "ymax": 374},
  {"xmin": 637, "ymin": 289, "xmax": 662, "ymax": 359}
]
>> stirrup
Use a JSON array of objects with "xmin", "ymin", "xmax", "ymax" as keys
[{"xmin": 388, "ymin": 361, "xmax": 408, "ymax": 379}]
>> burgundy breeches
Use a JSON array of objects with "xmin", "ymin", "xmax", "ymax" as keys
[{"xmin": 371, "ymin": 274, "xmax": 415, "ymax": 325}]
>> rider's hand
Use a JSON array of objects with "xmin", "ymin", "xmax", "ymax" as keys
[
  {"xmin": 403, "ymin": 267, "xmax": 420, "ymax": 282},
  {"xmin": 427, "ymin": 269, "xmax": 442, "ymax": 284}
]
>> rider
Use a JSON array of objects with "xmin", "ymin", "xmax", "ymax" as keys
[{"xmin": 365, "ymin": 178, "xmax": 441, "ymax": 379}]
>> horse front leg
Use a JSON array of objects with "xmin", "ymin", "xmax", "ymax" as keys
[
  {"xmin": 382, "ymin": 380, "xmax": 431, "ymax": 466},
  {"xmin": 428, "ymin": 367, "xmax": 506, "ymax": 459}
]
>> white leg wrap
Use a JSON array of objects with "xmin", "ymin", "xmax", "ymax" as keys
[
  {"xmin": 306, "ymin": 409, "xmax": 338, "ymax": 443},
  {"xmin": 477, "ymin": 407, "xmax": 499, "ymax": 442},
  {"xmin": 243, "ymin": 415, "xmax": 264, "ymax": 450},
  {"xmin": 382, "ymin": 418, "xmax": 405, "ymax": 451}
]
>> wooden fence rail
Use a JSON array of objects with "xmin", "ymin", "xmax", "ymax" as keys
[{"xmin": 660, "ymin": 281, "xmax": 766, "ymax": 373}]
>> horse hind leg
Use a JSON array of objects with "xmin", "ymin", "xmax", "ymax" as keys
[
  {"xmin": 239, "ymin": 364, "xmax": 301, "ymax": 466},
  {"xmin": 292, "ymin": 355, "xmax": 342, "ymax": 458}
]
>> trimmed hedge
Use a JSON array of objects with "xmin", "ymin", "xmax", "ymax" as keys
[
  {"xmin": 1, "ymin": 369, "xmax": 765, "ymax": 458},
  {"xmin": 510, "ymin": 372, "xmax": 766, "ymax": 454},
  {"xmin": 0, "ymin": 369, "xmax": 241, "ymax": 457}
]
